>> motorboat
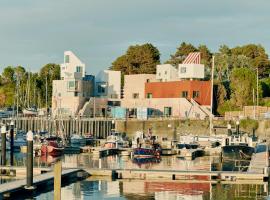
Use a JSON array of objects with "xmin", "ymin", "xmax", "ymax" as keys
[
  {"xmin": 104, "ymin": 132, "xmax": 129, "ymax": 149},
  {"xmin": 41, "ymin": 136, "xmax": 64, "ymax": 156},
  {"xmin": 70, "ymin": 134, "xmax": 86, "ymax": 147},
  {"xmin": 132, "ymin": 131, "xmax": 161, "ymax": 158},
  {"xmin": 221, "ymin": 132, "xmax": 255, "ymax": 161},
  {"xmin": 23, "ymin": 107, "xmax": 38, "ymax": 116}
]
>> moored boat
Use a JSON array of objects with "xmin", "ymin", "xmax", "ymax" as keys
[
  {"xmin": 221, "ymin": 133, "xmax": 255, "ymax": 161},
  {"xmin": 70, "ymin": 134, "xmax": 86, "ymax": 147},
  {"xmin": 41, "ymin": 136, "xmax": 64, "ymax": 156},
  {"xmin": 22, "ymin": 107, "xmax": 38, "ymax": 116},
  {"xmin": 132, "ymin": 131, "xmax": 161, "ymax": 158},
  {"xmin": 104, "ymin": 132, "xmax": 129, "ymax": 149}
]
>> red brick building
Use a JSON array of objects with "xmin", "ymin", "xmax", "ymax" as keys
[{"xmin": 145, "ymin": 80, "xmax": 211, "ymax": 105}]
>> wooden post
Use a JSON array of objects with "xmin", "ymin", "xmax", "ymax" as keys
[{"xmin": 54, "ymin": 160, "xmax": 62, "ymax": 200}]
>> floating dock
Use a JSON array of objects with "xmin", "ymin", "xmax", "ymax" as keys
[
  {"xmin": 84, "ymin": 168, "xmax": 269, "ymax": 182},
  {"xmin": 0, "ymin": 168, "xmax": 83, "ymax": 199}
]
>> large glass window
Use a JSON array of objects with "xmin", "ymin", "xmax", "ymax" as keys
[
  {"xmin": 181, "ymin": 91, "xmax": 188, "ymax": 98},
  {"xmin": 98, "ymin": 85, "xmax": 106, "ymax": 93}
]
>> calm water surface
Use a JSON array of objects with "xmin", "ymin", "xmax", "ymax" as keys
[{"xmin": 2, "ymin": 153, "xmax": 270, "ymax": 199}]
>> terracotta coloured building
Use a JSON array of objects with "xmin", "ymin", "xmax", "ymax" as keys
[{"xmin": 145, "ymin": 80, "xmax": 211, "ymax": 106}]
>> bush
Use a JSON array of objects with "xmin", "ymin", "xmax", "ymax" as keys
[{"xmin": 240, "ymin": 118, "xmax": 258, "ymax": 130}]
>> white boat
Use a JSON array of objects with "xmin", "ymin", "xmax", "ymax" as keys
[
  {"xmin": 70, "ymin": 134, "xmax": 86, "ymax": 146},
  {"xmin": 23, "ymin": 108, "xmax": 38, "ymax": 116},
  {"xmin": 104, "ymin": 133, "xmax": 129, "ymax": 149}
]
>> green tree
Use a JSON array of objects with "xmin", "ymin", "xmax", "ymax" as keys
[
  {"xmin": 230, "ymin": 67, "xmax": 256, "ymax": 108},
  {"xmin": 2, "ymin": 66, "xmax": 15, "ymax": 84},
  {"xmin": 38, "ymin": 63, "xmax": 60, "ymax": 107},
  {"xmin": 166, "ymin": 42, "xmax": 197, "ymax": 66},
  {"xmin": 110, "ymin": 43, "xmax": 160, "ymax": 75},
  {"xmin": 231, "ymin": 44, "xmax": 270, "ymax": 77}
]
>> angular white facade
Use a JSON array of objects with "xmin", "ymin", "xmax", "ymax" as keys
[
  {"xmin": 61, "ymin": 51, "xmax": 86, "ymax": 80},
  {"xmin": 52, "ymin": 51, "xmax": 94, "ymax": 117},
  {"xmin": 156, "ymin": 64, "xmax": 179, "ymax": 82},
  {"xmin": 95, "ymin": 70, "xmax": 121, "ymax": 99},
  {"xmin": 178, "ymin": 64, "xmax": 204, "ymax": 79}
]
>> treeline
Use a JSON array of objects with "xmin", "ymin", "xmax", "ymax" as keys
[
  {"xmin": 0, "ymin": 64, "xmax": 60, "ymax": 109},
  {"xmin": 110, "ymin": 42, "xmax": 270, "ymax": 115}
]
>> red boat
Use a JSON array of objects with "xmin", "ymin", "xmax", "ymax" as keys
[{"xmin": 41, "ymin": 137, "xmax": 64, "ymax": 156}]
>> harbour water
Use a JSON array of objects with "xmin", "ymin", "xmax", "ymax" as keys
[{"xmin": 1, "ymin": 153, "xmax": 269, "ymax": 199}]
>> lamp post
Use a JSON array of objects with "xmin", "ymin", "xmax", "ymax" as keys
[
  {"xmin": 236, "ymin": 120, "xmax": 240, "ymax": 135},
  {"xmin": 227, "ymin": 123, "xmax": 232, "ymax": 136}
]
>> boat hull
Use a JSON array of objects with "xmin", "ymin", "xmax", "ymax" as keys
[
  {"xmin": 41, "ymin": 145, "xmax": 64, "ymax": 156},
  {"xmin": 222, "ymin": 145, "xmax": 254, "ymax": 160},
  {"xmin": 133, "ymin": 148, "xmax": 159, "ymax": 158}
]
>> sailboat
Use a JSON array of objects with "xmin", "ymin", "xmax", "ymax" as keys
[{"xmin": 23, "ymin": 72, "xmax": 38, "ymax": 116}]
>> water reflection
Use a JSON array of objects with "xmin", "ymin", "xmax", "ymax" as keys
[{"xmin": 33, "ymin": 178, "xmax": 268, "ymax": 200}]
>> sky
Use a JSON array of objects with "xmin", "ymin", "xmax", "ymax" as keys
[{"xmin": 1, "ymin": 0, "xmax": 270, "ymax": 75}]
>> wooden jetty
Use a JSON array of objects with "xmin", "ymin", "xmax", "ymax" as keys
[
  {"xmin": 2, "ymin": 117, "xmax": 113, "ymax": 138},
  {"xmin": 248, "ymin": 144, "xmax": 269, "ymax": 174},
  {"xmin": 0, "ymin": 168, "xmax": 83, "ymax": 199},
  {"xmin": 0, "ymin": 166, "xmax": 51, "ymax": 178},
  {"xmin": 84, "ymin": 168, "xmax": 269, "ymax": 182}
]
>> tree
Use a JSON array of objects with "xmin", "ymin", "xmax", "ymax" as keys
[
  {"xmin": 166, "ymin": 42, "xmax": 197, "ymax": 66},
  {"xmin": 110, "ymin": 43, "xmax": 160, "ymax": 75},
  {"xmin": 198, "ymin": 44, "xmax": 212, "ymax": 67},
  {"xmin": 230, "ymin": 67, "xmax": 256, "ymax": 108},
  {"xmin": 2, "ymin": 66, "xmax": 15, "ymax": 84},
  {"xmin": 231, "ymin": 44, "xmax": 270, "ymax": 77},
  {"xmin": 38, "ymin": 63, "xmax": 60, "ymax": 107}
]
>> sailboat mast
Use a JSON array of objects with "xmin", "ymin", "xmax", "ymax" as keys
[
  {"xmin": 46, "ymin": 76, "xmax": 48, "ymax": 117},
  {"xmin": 210, "ymin": 56, "xmax": 215, "ymax": 135}
]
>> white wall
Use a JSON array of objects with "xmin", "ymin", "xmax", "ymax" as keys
[
  {"xmin": 178, "ymin": 64, "xmax": 204, "ymax": 79},
  {"xmin": 156, "ymin": 64, "xmax": 179, "ymax": 82},
  {"xmin": 61, "ymin": 51, "xmax": 86, "ymax": 80},
  {"xmin": 124, "ymin": 74, "xmax": 156, "ymax": 99}
]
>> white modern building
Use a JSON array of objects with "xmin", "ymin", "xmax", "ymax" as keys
[
  {"xmin": 95, "ymin": 70, "xmax": 121, "ymax": 99},
  {"xmin": 156, "ymin": 64, "xmax": 179, "ymax": 82},
  {"xmin": 178, "ymin": 52, "xmax": 205, "ymax": 80},
  {"xmin": 52, "ymin": 51, "xmax": 94, "ymax": 117}
]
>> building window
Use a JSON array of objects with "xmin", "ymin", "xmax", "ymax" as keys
[
  {"xmin": 180, "ymin": 67, "xmax": 186, "ymax": 73},
  {"xmin": 133, "ymin": 93, "xmax": 139, "ymax": 99},
  {"xmin": 181, "ymin": 91, "xmax": 188, "ymax": 98},
  {"xmin": 74, "ymin": 92, "xmax": 78, "ymax": 96},
  {"xmin": 68, "ymin": 81, "xmax": 75, "ymax": 89},
  {"xmin": 76, "ymin": 66, "xmax": 82, "ymax": 73},
  {"xmin": 193, "ymin": 91, "xmax": 200, "ymax": 98},
  {"xmin": 164, "ymin": 107, "xmax": 172, "ymax": 116},
  {"xmin": 147, "ymin": 93, "xmax": 152, "ymax": 98},
  {"xmin": 164, "ymin": 71, "xmax": 167, "ymax": 75},
  {"xmin": 98, "ymin": 85, "xmax": 106, "ymax": 93},
  {"xmin": 158, "ymin": 72, "xmax": 161, "ymax": 76},
  {"xmin": 65, "ymin": 55, "xmax": 69, "ymax": 63}
]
